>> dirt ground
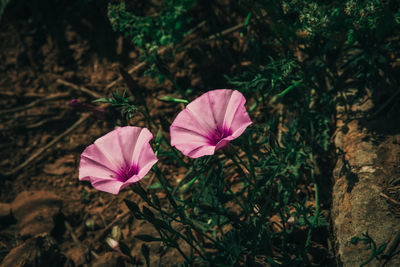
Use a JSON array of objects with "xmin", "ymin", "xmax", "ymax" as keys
[{"xmin": 0, "ymin": 1, "xmax": 192, "ymax": 266}]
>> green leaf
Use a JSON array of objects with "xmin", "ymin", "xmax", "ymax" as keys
[
  {"xmin": 119, "ymin": 240, "xmax": 132, "ymax": 257},
  {"xmin": 158, "ymin": 95, "xmax": 189, "ymax": 104},
  {"xmin": 124, "ymin": 199, "xmax": 143, "ymax": 219},
  {"xmin": 132, "ymin": 184, "xmax": 149, "ymax": 201},
  {"xmin": 157, "ymin": 74, "xmax": 166, "ymax": 84},
  {"xmin": 93, "ymin": 98, "xmax": 112, "ymax": 103},
  {"xmin": 179, "ymin": 176, "xmax": 198, "ymax": 193},
  {"xmin": 244, "ymin": 12, "xmax": 252, "ymax": 27},
  {"xmin": 148, "ymin": 182, "xmax": 163, "ymax": 190},
  {"xmin": 347, "ymin": 28, "xmax": 355, "ymax": 46},
  {"xmin": 151, "ymin": 191, "xmax": 161, "ymax": 208},
  {"xmin": 135, "ymin": 234, "xmax": 162, "ymax": 242},
  {"xmin": 142, "ymin": 206, "xmax": 155, "ymax": 219},
  {"xmin": 141, "ymin": 244, "xmax": 150, "ymax": 267},
  {"xmin": 151, "ymin": 218, "xmax": 172, "ymax": 231},
  {"xmin": 376, "ymin": 243, "xmax": 387, "ymax": 255}
]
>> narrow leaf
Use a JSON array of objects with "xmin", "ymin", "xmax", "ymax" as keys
[
  {"xmin": 141, "ymin": 244, "xmax": 150, "ymax": 267},
  {"xmin": 135, "ymin": 234, "xmax": 162, "ymax": 242},
  {"xmin": 158, "ymin": 95, "xmax": 189, "ymax": 104},
  {"xmin": 124, "ymin": 199, "xmax": 142, "ymax": 219}
]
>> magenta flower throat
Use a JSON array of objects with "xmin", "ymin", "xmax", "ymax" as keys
[
  {"xmin": 79, "ymin": 127, "xmax": 158, "ymax": 194},
  {"xmin": 170, "ymin": 89, "xmax": 252, "ymax": 158}
]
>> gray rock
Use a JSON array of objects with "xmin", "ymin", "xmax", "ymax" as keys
[
  {"xmin": 332, "ymin": 101, "xmax": 400, "ymax": 266},
  {"xmin": 11, "ymin": 191, "xmax": 62, "ymax": 237}
]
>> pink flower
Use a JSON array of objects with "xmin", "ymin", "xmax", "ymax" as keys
[
  {"xmin": 170, "ymin": 89, "xmax": 252, "ymax": 158},
  {"xmin": 79, "ymin": 127, "xmax": 158, "ymax": 194}
]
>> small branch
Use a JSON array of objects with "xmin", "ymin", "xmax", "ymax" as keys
[
  {"xmin": 0, "ymin": 113, "xmax": 91, "ymax": 176},
  {"xmin": 0, "ymin": 92, "xmax": 70, "ymax": 115},
  {"xmin": 57, "ymin": 79, "xmax": 103, "ymax": 99},
  {"xmin": 208, "ymin": 23, "xmax": 244, "ymax": 41},
  {"xmin": 25, "ymin": 111, "xmax": 67, "ymax": 129},
  {"xmin": 0, "ymin": 112, "xmax": 67, "ymax": 132},
  {"xmin": 380, "ymin": 192, "xmax": 400, "ymax": 205}
]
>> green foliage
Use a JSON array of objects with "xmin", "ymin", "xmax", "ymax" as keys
[
  {"xmin": 108, "ymin": 1, "xmax": 196, "ymax": 83},
  {"xmin": 225, "ymin": 56, "xmax": 300, "ymax": 96},
  {"xmin": 108, "ymin": 1, "xmax": 195, "ymax": 50},
  {"xmin": 94, "ymin": 90, "xmax": 137, "ymax": 122},
  {"xmin": 103, "ymin": 0, "xmax": 400, "ymax": 265}
]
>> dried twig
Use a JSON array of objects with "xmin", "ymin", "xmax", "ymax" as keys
[
  {"xmin": 0, "ymin": 91, "xmax": 17, "ymax": 97},
  {"xmin": 0, "ymin": 78, "xmax": 112, "ymax": 176},
  {"xmin": 0, "ymin": 113, "xmax": 91, "ymax": 176},
  {"xmin": 25, "ymin": 111, "xmax": 67, "ymax": 129},
  {"xmin": 0, "ymin": 112, "xmax": 67, "ymax": 132},
  {"xmin": 380, "ymin": 192, "xmax": 400, "ymax": 205},
  {"xmin": 57, "ymin": 79, "xmax": 103, "ymax": 99},
  {"xmin": 207, "ymin": 23, "xmax": 244, "ymax": 41},
  {"xmin": 0, "ymin": 92, "xmax": 70, "ymax": 115}
]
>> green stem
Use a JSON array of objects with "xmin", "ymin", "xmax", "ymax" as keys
[
  {"xmin": 304, "ymin": 158, "xmax": 319, "ymax": 252},
  {"xmin": 228, "ymin": 151, "xmax": 255, "ymax": 188},
  {"xmin": 227, "ymin": 187, "xmax": 248, "ymax": 215},
  {"xmin": 153, "ymin": 165, "xmax": 186, "ymax": 220},
  {"xmin": 142, "ymin": 188, "xmax": 221, "ymax": 250},
  {"xmin": 275, "ymin": 80, "xmax": 303, "ymax": 98},
  {"xmin": 249, "ymin": 80, "xmax": 303, "ymax": 112}
]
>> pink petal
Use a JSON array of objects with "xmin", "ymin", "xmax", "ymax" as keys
[
  {"xmin": 80, "ymin": 141, "xmax": 119, "ymax": 175},
  {"xmin": 221, "ymin": 90, "xmax": 248, "ymax": 130},
  {"xmin": 93, "ymin": 129, "xmax": 127, "ymax": 169},
  {"xmin": 90, "ymin": 177, "xmax": 128, "ymax": 195},
  {"xmin": 79, "ymin": 126, "xmax": 158, "ymax": 194},
  {"xmin": 136, "ymin": 142, "xmax": 158, "ymax": 178},
  {"xmin": 129, "ymin": 128, "xmax": 156, "ymax": 169},
  {"xmin": 228, "ymin": 98, "xmax": 252, "ymax": 139},
  {"xmin": 125, "ymin": 174, "xmax": 145, "ymax": 184},
  {"xmin": 170, "ymin": 109, "xmax": 213, "ymax": 140},
  {"xmin": 170, "ymin": 89, "xmax": 252, "ymax": 158},
  {"xmin": 79, "ymin": 154, "xmax": 116, "ymax": 181},
  {"xmin": 186, "ymin": 145, "xmax": 217, "ymax": 158},
  {"xmin": 170, "ymin": 125, "xmax": 216, "ymax": 158}
]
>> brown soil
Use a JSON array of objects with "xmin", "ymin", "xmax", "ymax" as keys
[{"xmin": 0, "ymin": 2, "xmax": 188, "ymax": 266}]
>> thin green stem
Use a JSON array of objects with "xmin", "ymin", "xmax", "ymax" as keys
[
  {"xmin": 275, "ymin": 80, "xmax": 303, "ymax": 98},
  {"xmin": 304, "ymin": 157, "xmax": 319, "ymax": 252},
  {"xmin": 153, "ymin": 165, "xmax": 186, "ymax": 220},
  {"xmin": 227, "ymin": 187, "xmax": 248, "ymax": 215},
  {"xmin": 142, "ymin": 191, "xmax": 221, "ymax": 249}
]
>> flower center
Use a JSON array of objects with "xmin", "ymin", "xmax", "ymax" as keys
[
  {"xmin": 208, "ymin": 127, "xmax": 232, "ymax": 146},
  {"xmin": 116, "ymin": 164, "xmax": 139, "ymax": 182}
]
